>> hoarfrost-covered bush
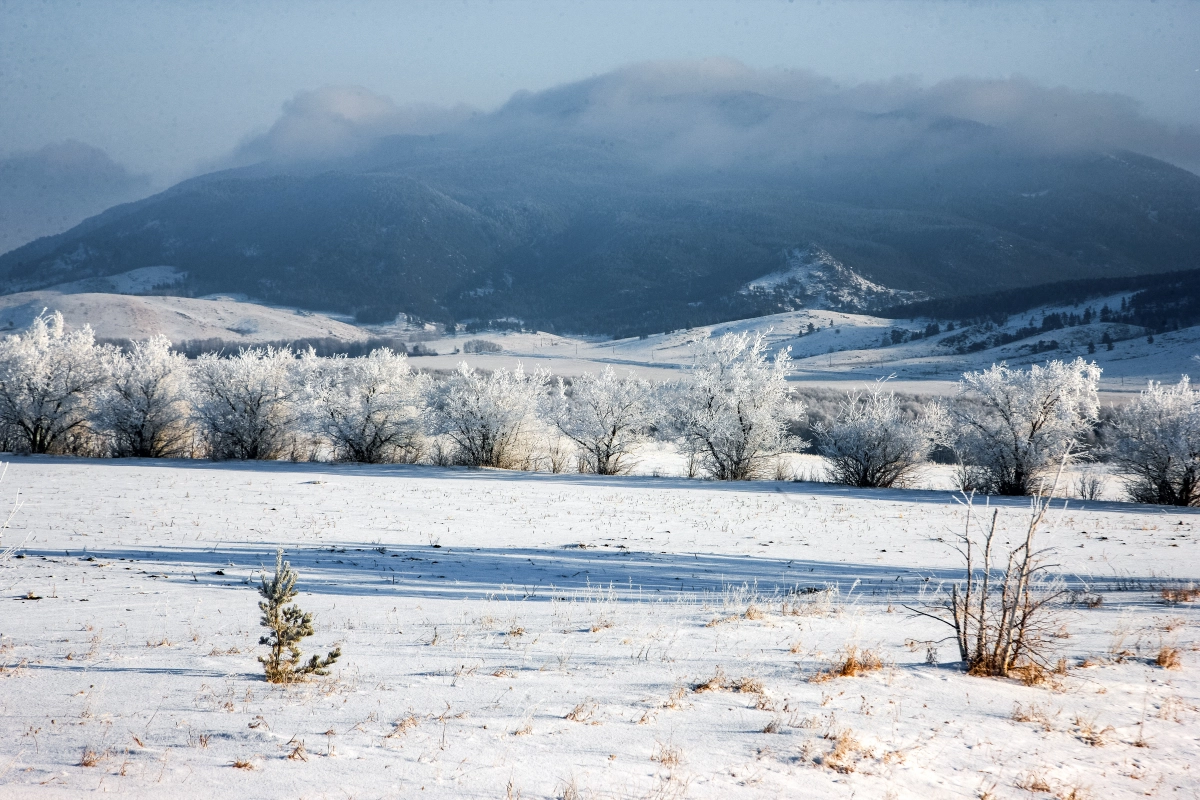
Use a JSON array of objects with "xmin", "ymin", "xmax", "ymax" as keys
[
  {"xmin": 95, "ymin": 335, "xmax": 192, "ymax": 458},
  {"xmin": 0, "ymin": 311, "xmax": 111, "ymax": 454},
  {"xmin": 670, "ymin": 331, "xmax": 802, "ymax": 481},
  {"xmin": 429, "ymin": 362, "xmax": 549, "ymax": 468},
  {"xmin": 814, "ymin": 381, "xmax": 945, "ymax": 488},
  {"xmin": 1106, "ymin": 377, "xmax": 1200, "ymax": 506},
  {"xmin": 311, "ymin": 348, "xmax": 430, "ymax": 463},
  {"xmin": 951, "ymin": 358, "xmax": 1100, "ymax": 496},
  {"xmin": 190, "ymin": 346, "xmax": 305, "ymax": 460},
  {"xmin": 548, "ymin": 366, "xmax": 656, "ymax": 475}
]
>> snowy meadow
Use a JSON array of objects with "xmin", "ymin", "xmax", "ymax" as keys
[
  {"xmin": 0, "ymin": 313, "xmax": 1199, "ymax": 798},
  {"xmin": 0, "ymin": 458, "xmax": 1197, "ymax": 799}
]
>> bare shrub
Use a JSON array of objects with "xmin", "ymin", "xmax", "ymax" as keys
[
  {"xmin": 1073, "ymin": 469, "xmax": 1104, "ymax": 501},
  {"xmin": 257, "ymin": 550, "xmax": 340, "ymax": 683},
  {"xmin": 910, "ymin": 468, "xmax": 1070, "ymax": 678},
  {"xmin": 950, "ymin": 358, "xmax": 1099, "ymax": 496},
  {"xmin": 813, "ymin": 379, "xmax": 945, "ymax": 488},
  {"xmin": 462, "ymin": 339, "xmax": 502, "ymax": 354}
]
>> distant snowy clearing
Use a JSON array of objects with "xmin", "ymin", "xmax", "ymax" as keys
[{"xmin": 0, "ymin": 458, "xmax": 1197, "ymax": 798}]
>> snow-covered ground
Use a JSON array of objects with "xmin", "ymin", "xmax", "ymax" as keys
[
  {"xmin": 0, "ymin": 458, "xmax": 1196, "ymax": 798},
  {"xmin": 5, "ymin": 272, "xmax": 1195, "ymax": 397}
]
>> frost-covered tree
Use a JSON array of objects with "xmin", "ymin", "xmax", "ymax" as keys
[
  {"xmin": 311, "ymin": 348, "xmax": 430, "ymax": 463},
  {"xmin": 951, "ymin": 358, "xmax": 1100, "ymax": 496},
  {"xmin": 547, "ymin": 366, "xmax": 656, "ymax": 475},
  {"xmin": 95, "ymin": 335, "xmax": 192, "ymax": 458},
  {"xmin": 190, "ymin": 346, "xmax": 304, "ymax": 460},
  {"xmin": 814, "ymin": 381, "xmax": 946, "ymax": 488},
  {"xmin": 1106, "ymin": 377, "xmax": 1200, "ymax": 506},
  {"xmin": 670, "ymin": 331, "xmax": 802, "ymax": 481},
  {"xmin": 429, "ymin": 362, "xmax": 549, "ymax": 468},
  {"xmin": 0, "ymin": 311, "xmax": 111, "ymax": 454}
]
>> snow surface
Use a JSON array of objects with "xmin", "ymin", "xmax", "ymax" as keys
[{"xmin": 0, "ymin": 458, "xmax": 1197, "ymax": 798}]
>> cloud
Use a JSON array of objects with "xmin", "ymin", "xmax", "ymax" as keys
[
  {"xmin": 493, "ymin": 60, "xmax": 1200, "ymax": 175},
  {"xmin": 0, "ymin": 141, "xmax": 151, "ymax": 254},
  {"xmin": 227, "ymin": 86, "xmax": 478, "ymax": 165},
  {"xmin": 219, "ymin": 65, "xmax": 1200, "ymax": 176}
]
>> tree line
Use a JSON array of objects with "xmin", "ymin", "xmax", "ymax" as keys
[{"xmin": 1, "ymin": 312, "xmax": 1196, "ymax": 506}]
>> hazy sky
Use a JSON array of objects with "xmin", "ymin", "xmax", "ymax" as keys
[{"xmin": 3, "ymin": 0, "xmax": 1199, "ymax": 183}]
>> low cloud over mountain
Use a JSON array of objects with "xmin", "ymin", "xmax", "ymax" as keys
[{"xmin": 0, "ymin": 140, "xmax": 151, "ymax": 254}]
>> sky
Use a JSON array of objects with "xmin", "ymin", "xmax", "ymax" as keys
[{"xmin": 2, "ymin": 0, "xmax": 1199, "ymax": 184}]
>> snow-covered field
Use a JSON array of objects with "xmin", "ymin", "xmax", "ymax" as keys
[{"xmin": 1, "ymin": 458, "xmax": 1196, "ymax": 798}]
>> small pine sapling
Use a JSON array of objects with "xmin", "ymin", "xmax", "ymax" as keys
[{"xmin": 257, "ymin": 549, "xmax": 340, "ymax": 683}]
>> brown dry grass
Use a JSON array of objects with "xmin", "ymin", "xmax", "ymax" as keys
[
  {"xmin": 565, "ymin": 701, "xmax": 597, "ymax": 723},
  {"xmin": 651, "ymin": 741, "xmax": 683, "ymax": 768},
  {"xmin": 810, "ymin": 647, "xmax": 884, "ymax": 683},
  {"xmin": 816, "ymin": 729, "xmax": 873, "ymax": 774},
  {"xmin": 79, "ymin": 746, "xmax": 108, "ymax": 767},
  {"xmin": 232, "ymin": 758, "xmax": 255, "ymax": 770},
  {"xmin": 1011, "ymin": 701, "xmax": 1056, "ymax": 732},
  {"xmin": 386, "ymin": 712, "xmax": 421, "ymax": 738},
  {"xmin": 1161, "ymin": 586, "xmax": 1199, "ymax": 604},
  {"xmin": 691, "ymin": 667, "xmax": 764, "ymax": 695},
  {"xmin": 1156, "ymin": 646, "xmax": 1183, "ymax": 670}
]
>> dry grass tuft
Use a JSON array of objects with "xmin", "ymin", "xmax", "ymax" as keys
[
  {"xmin": 690, "ymin": 667, "xmax": 764, "ymax": 695},
  {"xmin": 1072, "ymin": 714, "xmax": 1113, "ymax": 747},
  {"xmin": 651, "ymin": 741, "xmax": 683, "ymax": 768},
  {"xmin": 79, "ymin": 746, "xmax": 108, "ymax": 767},
  {"xmin": 232, "ymin": 758, "xmax": 255, "ymax": 770},
  {"xmin": 589, "ymin": 617, "xmax": 614, "ymax": 633},
  {"xmin": 743, "ymin": 604, "xmax": 766, "ymax": 621},
  {"xmin": 287, "ymin": 740, "xmax": 308, "ymax": 761},
  {"xmin": 1156, "ymin": 646, "xmax": 1183, "ymax": 670},
  {"xmin": 565, "ymin": 701, "xmax": 597, "ymax": 723},
  {"xmin": 1161, "ymin": 586, "xmax": 1199, "ymax": 605},
  {"xmin": 815, "ymin": 728, "xmax": 873, "ymax": 773},
  {"xmin": 1011, "ymin": 701, "xmax": 1056, "ymax": 732},
  {"xmin": 386, "ymin": 712, "xmax": 421, "ymax": 738},
  {"xmin": 1015, "ymin": 771, "xmax": 1053, "ymax": 793},
  {"xmin": 810, "ymin": 647, "xmax": 884, "ymax": 682},
  {"xmin": 1008, "ymin": 660, "xmax": 1054, "ymax": 687}
]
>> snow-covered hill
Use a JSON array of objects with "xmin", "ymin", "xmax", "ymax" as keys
[{"xmin": 741, "ymin": 246, "xmax": 926, "ymax": 313}]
